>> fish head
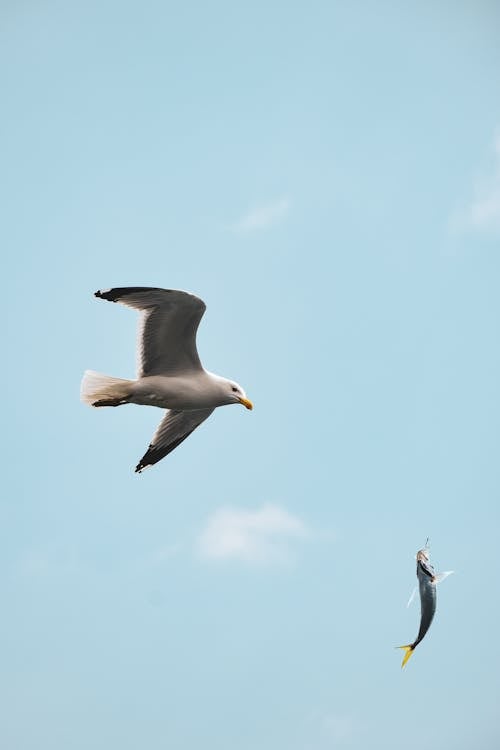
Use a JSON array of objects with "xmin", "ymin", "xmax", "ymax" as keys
[{"xmin": 416, "ymin": 548, "xmax": 430, "ymax": 563}]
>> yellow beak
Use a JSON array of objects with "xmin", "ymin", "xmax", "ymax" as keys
[{"xmin": 238, "ymin": 397, "xmax": 253, "ymax": 410}]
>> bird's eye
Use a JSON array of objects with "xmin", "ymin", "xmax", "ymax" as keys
[{"xmin": 231, "ymin": 386, "xmax": 238, "ymax": 392}]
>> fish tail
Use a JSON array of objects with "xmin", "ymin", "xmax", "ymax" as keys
[{"xmin": 397, "ymin": 644, "xmax": 415, "ymax": 668}]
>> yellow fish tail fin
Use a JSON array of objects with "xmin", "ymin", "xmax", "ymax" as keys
[{"xmin": 397, "ymin": 644, "xmax": 414, "ymax": 668}]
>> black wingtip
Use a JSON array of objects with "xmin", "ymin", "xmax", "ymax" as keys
[
  {"xmin": 135, "ymin": 460, "xmax": 150, "ymax": 473},
  {"xmin": 94, "ymin": 287, "xmax": 165, "ymax": 303},
  {"xmin": 94, "ymin": 288, "xmax": 115, "ymax": 301}
]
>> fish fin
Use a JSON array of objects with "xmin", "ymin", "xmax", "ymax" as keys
[
  {"xmin": 397, "ymin": 644, "xmax": 414, "ymax": 668},
  {"xmin": 433, "ymin": 570, "xmax": 454, "ymax": 583},
  {"xmin": 406, "ymin": 586, "xmax": 417, "ymax": 608}
]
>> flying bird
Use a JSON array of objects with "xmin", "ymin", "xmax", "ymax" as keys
[
  {"xmin": 397, "ymin": 541, "xmax": 453, "ymax": 668},
  {"xmin": 81, "ymin": 287, "xmax": 253, "ymax": 472}
]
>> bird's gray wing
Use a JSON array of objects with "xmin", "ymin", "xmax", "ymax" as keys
[
  {"xmin": 135, "ymin": 408, "xmax": 215, "ymax": 472},
  {"xmin": 95, "ymin": 287, "xmax": 206, "ymax": 377}
]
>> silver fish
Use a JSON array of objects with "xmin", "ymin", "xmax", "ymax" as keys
[{"xmin": 398, "ymin": 542, "xmax": 453, "ymax": 668}]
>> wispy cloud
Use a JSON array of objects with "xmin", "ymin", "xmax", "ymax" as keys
[
  {"xmin": 145, "ymin": 543, "xmax": 181, "ymax": 567},
  {"xmin": 196, "ymin": 504, "xmax": 308, "ymax": 564},
  {"xmin": 452, "ymin": 133, "xmax": 500, "ymax": 233},
  {"xmin": 13, "ymin": 547, "xmax": 83, "ymax": 579},
  {"xmin": 321, "ymin": 713, "xmax": 355, "ymax": 744},
  {"xmin": 304, "ymin": 709, "xmax": 356, "ymax": 748},
  {"xmin": 230, "ymin": 197, "xmax": 290, "ymax": 232}
]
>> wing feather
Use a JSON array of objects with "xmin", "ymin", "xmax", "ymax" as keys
[
  {"xmin": 95, "ymin": 287, "xmax": 206, "ymax": 377},
  {"xmin": 135, "ymin": 408, "xmax": 214, "ymax": 472}
]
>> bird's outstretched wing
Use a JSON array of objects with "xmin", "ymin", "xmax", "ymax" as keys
[
  {"xmin": 135, "ymin": 408, "xmax": 214, "ymax": 472},
  {"xmin": 95, "ymin": 287, "xmax": 206, "ymax": 377}
]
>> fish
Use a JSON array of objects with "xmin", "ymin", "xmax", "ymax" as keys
[{"xmin": 397, "ymin": 541, "xmax": 453, "ymax": 668}]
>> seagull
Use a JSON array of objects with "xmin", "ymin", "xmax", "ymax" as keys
[{"xmin": 81, "ymin": 287, "xmax": 253, "ymax": 472}]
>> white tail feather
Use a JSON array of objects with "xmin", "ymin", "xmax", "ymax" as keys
[{"xmin": 80, "ymin": 370, "xmax": 133, "ymax": 406}]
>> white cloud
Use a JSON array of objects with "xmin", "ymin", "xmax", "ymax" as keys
[
  {"xmin": 16, "ymin": 550, "xmax": 53, "ymax": 577},
  {"xmin": 321, "ymin": 713, "xmax": 354, "ymax": 744},
  {"xmin": 230, "ymin": 197, "xmax": 290, "ymax": 232},
  {"xmin": 453, "ymin": 132, "xmax": 500, "ymax": 233},
  {"xmin": 467, "ymin": 184, "xmax": 500, "ymax": 231},
  {"xmin": 146, "ymin": 543, "xmax": 181, "ymax": 566},
  {"xmin": 13, "ymin": 547, "xmax": 83, "ymax": 579},
  {"xmin": 304, "ymin": 709, "xmax": 356, "ymax": 748},
  {"xmin": 196, "ymin": 504, "xmax": 308, "ymax": 564}
]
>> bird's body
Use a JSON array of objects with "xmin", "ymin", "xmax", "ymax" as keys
[
  {"xmin": 81, "ymin": 287, "xmax": 252, "ymax": 472},
  {"xmin": 129, "ymin": 372, "xmax": 237, "ymax": 410}
]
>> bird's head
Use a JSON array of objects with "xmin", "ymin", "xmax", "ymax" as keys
[{"xmin": 225, "ymin": 379, "xmax": 253, "ymax": 410}]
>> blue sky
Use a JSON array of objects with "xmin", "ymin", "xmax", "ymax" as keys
[{"xmin": 2, "ymin": 1, "xmax": 500, "ymax": 748}]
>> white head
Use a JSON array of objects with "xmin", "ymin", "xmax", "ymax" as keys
[{"xmin": 217, "ymin": 377, "xmax": 253, "ymax": 410}]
